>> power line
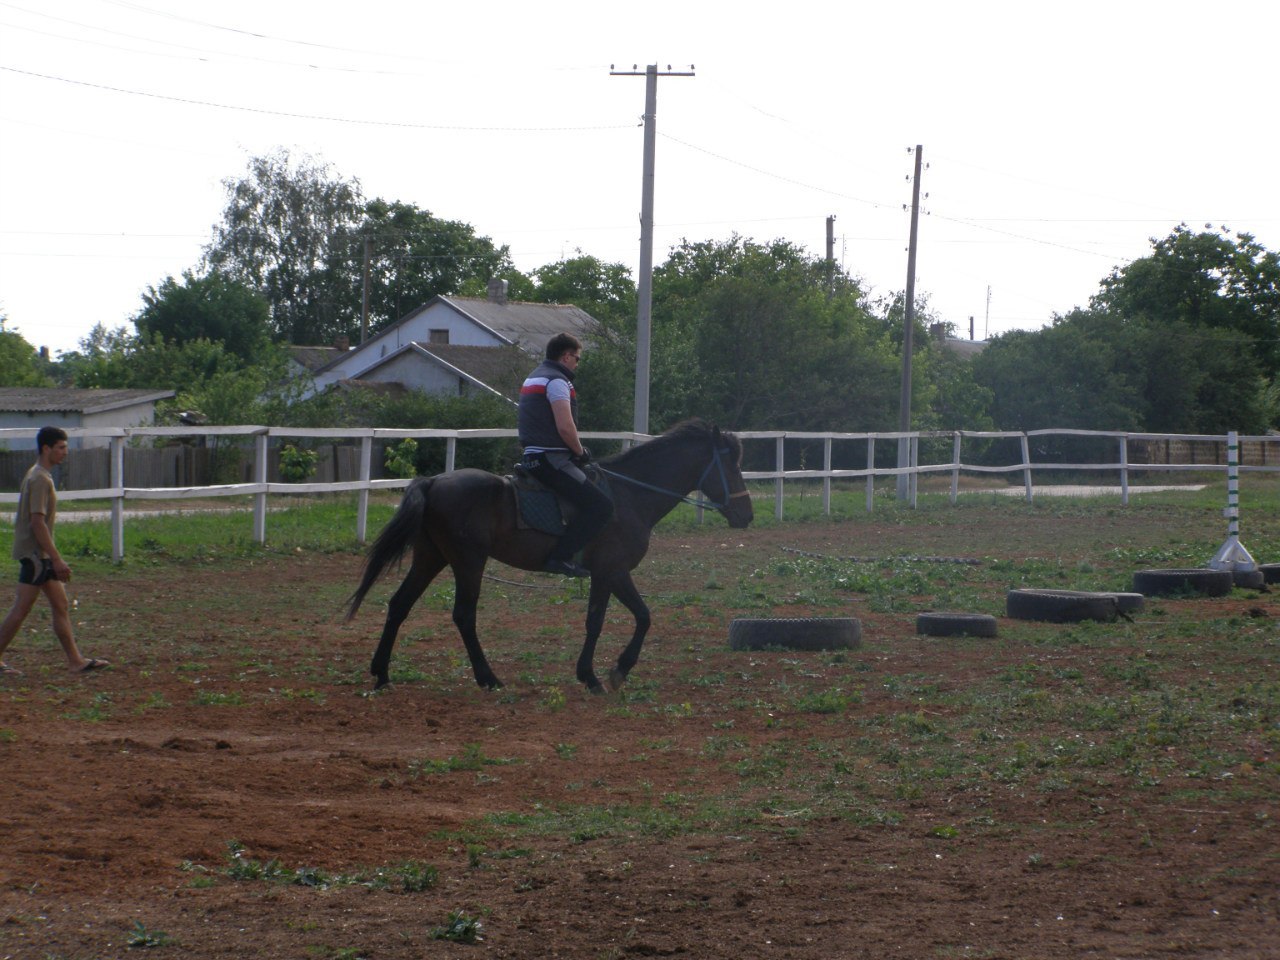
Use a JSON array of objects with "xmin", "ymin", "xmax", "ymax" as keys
[{"xmin": 0, "ymin": 64, "xmax": 632, "ymax": 133}]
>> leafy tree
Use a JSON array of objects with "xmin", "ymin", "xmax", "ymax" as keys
[
  {"xmin": 0, "ymin": 318, "xmax": 52, "ymax": 386},
  {"xmin": 134, "ymin": 271, "xmax": 272, "ymax": 363},
  {"xmin": 353, "ymin": 199, "xmax": 515, "ymax": 332},
  {"xmin": 529, "ymin": 253, "xmax": 636, "ymax": 325},
  {"xmin": 59, "ymin": 325, "xmax": 247, "ymax": 391},
  {"xmin": 970, "ymin": 316, "xmax": 1143, "ymax": 433},
  {"xmin": 204, "ymin": 149, "xmax": 365, "ymax": 345},
  {"xmin": 1093, "ymin": 224, "xmax": 1280, "ymax": 379},
  {"xmin": 649, "ymin": 236, "xmax": 898, "ymax": 433}
]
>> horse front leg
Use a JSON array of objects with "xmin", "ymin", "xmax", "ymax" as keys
[
  {"xmin": 451, "ymin": 563, "xmax": 502, "ymax": 690},
  {"xmin": 576, "ymin": 577, "xmax": 614, "ymax": 695},
  {"xmin": 370, "ymin": 553, "xmax": 444, "ymax": 690},
  {"xmin": 605, "ymin": 573, "xmax": 650, "ymax": 693}
]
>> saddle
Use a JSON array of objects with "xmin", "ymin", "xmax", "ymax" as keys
[{"xmin": 508, "ymin": 461, "xmax": 610, "ymax": 536}]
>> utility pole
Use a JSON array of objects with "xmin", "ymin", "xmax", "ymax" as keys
[
  {"xmin": 361, "ymin": 234, "xmax": 372, "ymax": 344},
  {"xmin": 825, "ymin": 215, "xmax": 837, "ymax": 298},
  {"xmin": 611, "ymin": 63, "xmax": 695, "ymax": 436},
  {"xmin": 896, "ymin": 145, "xmax": 924, "ymax": 502}
]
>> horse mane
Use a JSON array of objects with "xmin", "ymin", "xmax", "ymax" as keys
[{"xmin": 604, "ymin": 417, "xmax": 741, "ymax": 471}]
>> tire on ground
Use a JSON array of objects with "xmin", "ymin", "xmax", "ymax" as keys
[
  {"xmin": 728, "ymin": 617, "xmax": 862, "ymax": 651},
  {"xmin": 1006, "ymin": 589, "xmax": 1118, "ymax": 623},
  {"xmin": 1110, "ymin": 592, "xmax": 1147, "ymax": 615},
  {"xmin": 1231, "ymin": 568, "xmax": 1266, "ymax": 590},
  {"xmin": 1131, "ymin": 568, "xmax": 1234, "ymax": 598},
  {"xmin": 1259, "ymin": 563, "xmax": 1280, "ymax": 585},
  {"xmin": 916, "ymin": 612, "xmax": 999, "ymax": 638}
]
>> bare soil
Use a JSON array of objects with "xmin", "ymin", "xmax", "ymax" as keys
[{"xmin": 2, "ymin": 514, "xmax": 1278, "ymax": 959}]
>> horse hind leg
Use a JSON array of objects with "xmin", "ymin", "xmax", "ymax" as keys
[{"xmin": 369, "ymin": 550, "xmax": 445, "ymax": 690}]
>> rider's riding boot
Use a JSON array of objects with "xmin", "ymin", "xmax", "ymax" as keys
[{"xmin": 543, "ymin": 557, "xmax": 590, "ymax": 578}]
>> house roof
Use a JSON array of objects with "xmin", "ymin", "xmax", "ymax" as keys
[
  {"xmin": 437, "ymin": 296, "xmax": 596, "ymax": 351},
  {"xmin": 421, "ymin": 343, "xmax": 528, "ymax": 401},
  {"xmin": 287, "ymin": 345, "xmax": 345, "ymax": 372},
  {"xmin": 0, "ymin": 388, "xmax": 175, "ymax": 414}
]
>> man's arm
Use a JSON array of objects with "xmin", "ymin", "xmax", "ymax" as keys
[
  {"xmin": 29, "ymin": 513, "xmax": 70, "ymax": 581},
  {"xmin": 550, "ymin": 400, "xmax": 585, "ymax": 457}
]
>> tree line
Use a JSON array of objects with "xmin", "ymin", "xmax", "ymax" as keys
[{"xmin": 3, "ymin": 149, "xmax": 1278, "ymax": 438}]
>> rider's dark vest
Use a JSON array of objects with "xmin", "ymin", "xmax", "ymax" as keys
[{"xmin": 517, "ymin": 359, "xmax": 578, "ymax": 451}]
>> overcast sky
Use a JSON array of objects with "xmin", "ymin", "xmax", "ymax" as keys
[{"xmin": 2, "ymin": 0, "xmax": 1277, "ymax": 358}]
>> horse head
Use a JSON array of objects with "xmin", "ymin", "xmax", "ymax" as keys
[{"xmin": 703, "ymin": 425, "xmax": 754, "ymax": 529}]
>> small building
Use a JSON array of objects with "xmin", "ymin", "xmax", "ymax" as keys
[
  {"xmin": 302, "ymin": 279, "xmax": 597, "ymax": 402},
  {"xmin": 0, "ymin": 388, "xmax": 175, "ymax": 449}
]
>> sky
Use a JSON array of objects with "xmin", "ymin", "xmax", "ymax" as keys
[{"xmin": 2, "ymin": 0, "xmax": 1278, "ymax": 359}]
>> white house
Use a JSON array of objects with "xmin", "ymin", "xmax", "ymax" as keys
[
  {"xmin": 0, "ymin": 388, "xmax": 175, "ymax": 449},
  {"xmin": 304, "ymin": 279, "xmax": 598, "ymax": 402}
]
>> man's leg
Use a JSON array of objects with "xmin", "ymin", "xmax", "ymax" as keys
[
  {"xmin": 42, "ymin": 579, "xmax": 97, "ymax": 672},
  {"xmin": 552, "ymin": 479, "xmax": 613, "ymax": 560},
  {"xmin": 0, "ymin": 583, "xmax": 42, "ymax": 665}
]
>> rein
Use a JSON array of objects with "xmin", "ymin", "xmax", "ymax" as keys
[{"xmin": 599, "ymin": 441, "xmax": 747, "ymax": 512}]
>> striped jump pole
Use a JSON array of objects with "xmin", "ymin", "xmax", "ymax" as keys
[{"xmin": 1209, "ymin": 430, "xmax": 1257, "ymax": 573}]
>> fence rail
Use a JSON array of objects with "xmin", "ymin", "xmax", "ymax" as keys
[{"xmin": 4, "ymin": 425, "xmax": 1277, "ymax": 562}]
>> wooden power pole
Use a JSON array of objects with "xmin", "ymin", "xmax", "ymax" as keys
[
  {"xmin": 611, "ymin": 63, "xmax": 694, "ymax": 436},
  {"xmin": 896, "ymin": 145, "xmax": 924, "ymax": 502}
]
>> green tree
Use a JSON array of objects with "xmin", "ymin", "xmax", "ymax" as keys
[
  {"xmin": 353, "ymin": 200, "xmax": 515, "ymax": 332},
  {"xmin": 1093, "ymin": 224, "xmax": 1280, "ymax": 379},
  {"xmin": 530, "ymin": 253, "xmax": 636, "ymax": 325},
  {"xmin": 0, "ymin": 319, "xmax": 52, "ymax": 387},
  {"xmin": 649, "ymin": 236, "xmax": 898, "ymax": 432},
  {"xmin": 970, "ymin": 316, "xmax": 1143, "ymax": 433},
  {"xmin": 204, "ymin": 149, "xmax": 365, "ymax": 346},
  {"xmin": 134, "ymin": 271, "xmax": 272, "ymax": 363},
  {"xmin": 59, "ymin": 325, "xmax": 247, "ymax": 391}
]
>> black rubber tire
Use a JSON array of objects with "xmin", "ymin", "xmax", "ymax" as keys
[
  {"xmin": 728, "ymin": 617, "xmax": 862, "ymax": 651},
  {"xmin": 1131, "ymin": 568, "xmax": 1234, "ymax": 598},
  {"xmin": 1006, "ymin": 589, "xmax": 1117, "ymax": 623},
  {"xmin": 1260, "ymin": 563, "xmax": 1280, "ymax": 585},
  {"xmin": 1232, "ymin": 568, "xmax": 1267, "ymax": 590},
  {"xmin": 1110, "ymin": 592, "xmax": 1146, "ymax": 615},
  {"xmin": 916, "ymin": 612, "xmax": 999, "ymax": 638}
]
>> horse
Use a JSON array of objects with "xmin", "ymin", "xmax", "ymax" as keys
[{"xmin": 345, "ymin": 418, "xmax": 754, "ymax": 694}]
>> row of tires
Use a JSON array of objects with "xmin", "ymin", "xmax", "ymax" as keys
[{"xmin": 728, "ymin": 565, "xmax": 1274, "ymax": 650}]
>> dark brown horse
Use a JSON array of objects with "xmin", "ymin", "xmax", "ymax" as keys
[{"xmin": 346, "ymin": 419, "xmax": 754, "ymax": 693}]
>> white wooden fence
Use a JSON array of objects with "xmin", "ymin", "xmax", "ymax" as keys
[{"xmin": 4, "ymin": 425, "xmax": 1278, "ymax": 562}]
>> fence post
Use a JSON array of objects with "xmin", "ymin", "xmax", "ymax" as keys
[
  {"xmin": 909, "ymin": 434, "xmax": 919, "ymax": 507},
  {"xmin": 357, "ymin": 435, "xmax": 372, "ymax": 543},
  {"xmin": 774, "ymin": 435, "xmax": 785, "ymax": 521},
  {"xmin": 950, "ymin": 432, "xmax": 961, "ymax": 505},
  {"xmin": 822, "ymin": 436, "xmax": 832, "ymax": 516},
  {"xmin": 253, "ymin": 431, "xmax": 268, "ymax": 544},
  {"xmin": 110, "ymin": 435, "xmax": 124, "ymax": 562},
  {"xmin": 1020, "ymin": 434, "xmax": 1033, "ymax": 502},
  {"xmin": 445, "ymin": 436, "xmax": 457, "ymax": 473},
  {"xmin": 865, "ymin": 436, "xmax": 875, "ymax": 513},
  {"xmin": 1119, "ymin": 435, "xmax": 1130, "ymax": 506}
]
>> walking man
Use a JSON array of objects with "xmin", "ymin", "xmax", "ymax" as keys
[{"xmin": 0, "ymin": 426, "xmax": 107, "ymax": 676}]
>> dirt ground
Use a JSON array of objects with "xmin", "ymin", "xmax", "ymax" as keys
[{"xmin": 2, "ymin": 515, "xmax": 1278, "ymax": 959}]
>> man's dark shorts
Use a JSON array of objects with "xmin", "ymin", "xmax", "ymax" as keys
[{"xmin": 18, "ymin": 558, "xmax": 55, "ymax": 586}]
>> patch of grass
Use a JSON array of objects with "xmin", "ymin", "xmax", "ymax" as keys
[
  {"xmin": 408, "ymin": 743, "xmax": 520, "ymax": 779},
  {"xmin": 191, "ymin": 690, "xmax": 244, "ymax": 707},
  {"xmin": 220, "ymin": 841, "xmax": 439, "ymax": 892},
  {"xmin": 430, "ymin": 909, "xmax": 483, "ymax": 944},
  {"xmin": 126, "ymin": 921, "xmax": 173, "ymax": 948}
]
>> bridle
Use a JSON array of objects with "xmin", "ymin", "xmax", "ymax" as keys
[{"xmin": 599, "ymin": 439, "xmax": 751, "ymax": 513}]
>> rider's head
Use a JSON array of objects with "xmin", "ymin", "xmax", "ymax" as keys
[{"xmin": 545, "ymin": 332, "xmax": 582, "ymax": 364}]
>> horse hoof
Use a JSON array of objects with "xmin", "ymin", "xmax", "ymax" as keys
[
  {"xmin": 587, "ymin": 681, "xmax": 607, "ymax": 696},
  {"xmin": 605, "ymin": 668, "xmax": 627, "ymax": 692}
]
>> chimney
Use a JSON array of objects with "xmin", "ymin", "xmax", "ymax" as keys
[
  {"xmin": 929, "ymin": 322, "xmax": 947, "ymax": 343},
  {"xmin": 39, "ymin": 346, "xmax": 50, "ymax": 361},
  {"xmin": 487, "ymin": 278, "xmax": 509, "ymax": 305},
  {"xmin": 334, "ymin": 335, "xmax": 350, "ymax": 352}
]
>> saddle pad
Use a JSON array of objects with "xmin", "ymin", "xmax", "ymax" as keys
[{"xmin": 515, "ymin": 487, "xmax": 567, "ymax": 536}]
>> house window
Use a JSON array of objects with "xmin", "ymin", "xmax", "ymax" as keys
[{"xmin": 429, "ymin": 329, "xmax": 449, "ymax": 344}]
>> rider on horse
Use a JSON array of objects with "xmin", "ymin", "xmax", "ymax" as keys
[{"xmin": 517, "ymin": 333, "xmax": 614, "ymax": 578}]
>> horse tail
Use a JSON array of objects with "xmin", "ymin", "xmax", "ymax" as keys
[{"xmin": 345, "ymin": 476, "xmax": 433, "ymax": 620}]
